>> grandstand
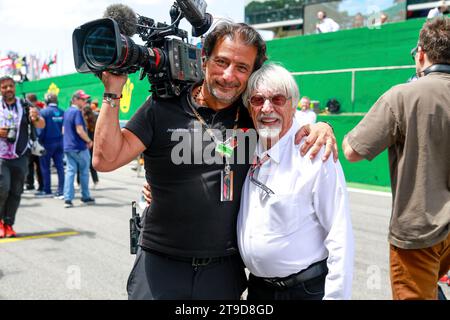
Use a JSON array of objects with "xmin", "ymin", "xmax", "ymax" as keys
[{"xmin": 245, "ymin": 0, "xmax": 445, "ymax": 37}]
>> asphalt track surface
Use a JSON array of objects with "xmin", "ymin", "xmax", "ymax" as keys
[{"xmin": 0, "ymin": 162, "xmax": 448, "ymax": 300}]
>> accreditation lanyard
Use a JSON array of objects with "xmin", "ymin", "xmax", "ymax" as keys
[{"xmin": 189, "ymin": 103, "xmax": 240, "ymax": 202}]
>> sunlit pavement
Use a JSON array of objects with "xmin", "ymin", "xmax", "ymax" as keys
[{"xmin": 0, "ymin": 162, "xmax": 448, "ymax": 300}]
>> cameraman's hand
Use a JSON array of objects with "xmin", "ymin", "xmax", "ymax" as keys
[
  {"xmin": 101, "ymin": 71, "xmax": 128, "ymax": 95},
  {"xmin": 0, "ymin": 127, "xmax": 8, "ymax": 139},
  {"xmin": 142, "ymin": 182, "xmax": 152, "ymax": 205},
  {"xmin": 29, "ymin": 107, "xmax": 40, "ymax": 122}
]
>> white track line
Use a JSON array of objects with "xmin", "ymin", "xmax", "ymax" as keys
[{"xmin": 347, "ymin": 187, "xmax": 392, "ymax": 198}]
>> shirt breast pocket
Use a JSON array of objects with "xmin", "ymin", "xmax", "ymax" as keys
[{"xmin": 263, "ymin": 192, "xmax": 310, "ymax": 235}]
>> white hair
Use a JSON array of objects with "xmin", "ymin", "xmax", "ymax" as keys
[{"xmin": 242, "ymin": 63, "xmax": 299, "ymax": 109}]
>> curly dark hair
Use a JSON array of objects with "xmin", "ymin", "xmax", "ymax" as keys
[
  {"xmin": 83, "ymin": 106, "xmax": 97, "ymax": 133},
  {"xmin": 0, "ymin": 75, "xmax": 14, "ymax": 83},
  {"xmin": 418, "ymin": 17, "xmax": 450, "ymax": 64},
  {"xmin": 203, "ymin": 21, "xmax": 267, "ymax": 71}
]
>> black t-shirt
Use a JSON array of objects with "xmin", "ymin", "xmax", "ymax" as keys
[{"xmin": 125, "ymin": 86, "xmax": 255, "ymax": 258}]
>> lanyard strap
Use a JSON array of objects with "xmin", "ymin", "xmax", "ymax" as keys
[
  {"xmin": 2, "ymin": 100, "xmax": 17, "ymax": 112},
  {"xmin": 249, "ymin": 154, "xmax": 271, "ymax": 178},
  {"xmin": 248, "ymin": 154, "xmax": 275, "ymax": 196},
  {"xmin": 188, "ymin": 87, "xmax": 240, "ymax": 155}
]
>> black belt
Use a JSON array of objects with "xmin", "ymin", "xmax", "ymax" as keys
[
  {"xmin": 145, "ymin": 248, "xmax": 233, "ymax": 267},
  {"xmin": 254, "ymin": 259, "xmax": 328, "ymax": 289}
]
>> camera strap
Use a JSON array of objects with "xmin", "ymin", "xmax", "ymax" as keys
[
  {"xmin": 188, "ymin": 87, "xmax": 240, "ymax": 202},
  {"xmin": 20, "ymin": 99, "xmax": 37, "ymax": 142},
  {"xmin": 423, "ymin": 64, "xmax": 450, "ymax": 76}
]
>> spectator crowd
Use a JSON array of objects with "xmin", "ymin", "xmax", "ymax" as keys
[{"xmin": 0, "ymin": 75, "xmax": 100, "ymax": 238}]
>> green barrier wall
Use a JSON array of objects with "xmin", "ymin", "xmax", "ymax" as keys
[
  {"xmin": 16, "ymin": 72, "xmax": 152, "ymax": 123},
  {"xmin": 317, "ymin": 114, "xmax": 391, "ymax": 187},
  {"xmin": 267, "ymin": 17, "xmax": 425, "ymax": 113},
  {"xmin": 15, "ymin": 18, "xmax": 428, "ymax": 188}
]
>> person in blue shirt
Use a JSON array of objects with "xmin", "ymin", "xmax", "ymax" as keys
[
  {"xmin": 62, "ymin": 90, "xmax": 95, "ymax": 208},
  {"xmin": 35, "ymin": 93, "xmax": 65, "ymax": 198}
]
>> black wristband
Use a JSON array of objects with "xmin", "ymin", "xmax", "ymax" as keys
[{"xmin": 103, "ymin": 93, "xmax": 122, "ymax": 100}]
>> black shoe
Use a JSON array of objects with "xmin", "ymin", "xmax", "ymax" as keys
[
  {"xmin": 64, "ymin": 200, "xmax": 74, "ymax": 208},
  {"xmin": 81, "ymin": 198, "xmax": 95, "ymax": 205},
  {"xmin": 35, "ymin": 191, "xmax": 53, "ymax": 198}
]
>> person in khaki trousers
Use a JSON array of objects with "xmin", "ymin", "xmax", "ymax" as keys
[{"xmin": 343, "ymin": 17, "xmax": 450, "ymax": 300}]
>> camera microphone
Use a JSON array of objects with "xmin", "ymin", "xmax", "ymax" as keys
[
  {"xmin": 103, "ymin": 4, "xmax": 138, "ymax": 37},
  {"xmin": 176, "ymin": 0, "xmax": 212, "ymax": 37}
]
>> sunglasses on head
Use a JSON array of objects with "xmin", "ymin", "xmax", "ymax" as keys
[{"xmin": 249, "ymin": 94, "xmax": 291, "ymax": 107}]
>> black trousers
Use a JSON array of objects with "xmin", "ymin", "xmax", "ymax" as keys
[
  {"xmin": 127, "ymin": 248, "xmax": 248, "ymax": 300},
  {"xmin": 26, "ymin": 154, "xmax": 42, "ymax": 190},
  {"xmin": 247, "ymin": 272, "xmax": 327, "ymax": 300},
  {"xmin": 0, "ymin": 156, "xmax": 28, "ymax": 225}
]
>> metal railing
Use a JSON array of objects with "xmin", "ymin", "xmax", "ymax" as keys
[{"xmin": 291, "ymin": 64, "xmax": 416, "ymax": 110}]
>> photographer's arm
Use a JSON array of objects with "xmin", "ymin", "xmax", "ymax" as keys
[
  {"xmin": 93, "ymin": 71, "xmax": 146, "ymax": 172},
  {"xmin": 342, "ymin": 136, "xmax": 364, "ymax": 162}
]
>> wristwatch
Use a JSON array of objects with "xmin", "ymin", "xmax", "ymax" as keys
[{"xmin": 103, "ymin": 93, "xmax": 122, "ymax": 108}]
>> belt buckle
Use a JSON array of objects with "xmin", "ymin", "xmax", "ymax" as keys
[
  {"xmin": 263, "ymin": 278, "xmax": 286, "ymax": 288},
  {"xmin": 274, "ymin": 281, "xmax": 286, "ymax": 288},
  {"xmin": 192, "ymin": 257, "xmax": 212, "ymax": 267}
]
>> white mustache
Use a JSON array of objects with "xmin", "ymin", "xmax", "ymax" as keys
[{"xmin": 258, "ymin": 114, "xmax": 282, "ymax": 122}]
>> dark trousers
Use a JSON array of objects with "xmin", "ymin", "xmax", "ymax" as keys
[
  {"xmin": 247, "ymin": 272, "xmax": 327, "ymax": 300},
  {"xmin": 0, "ymin": 156, "xmax": 28, "ymax": 225},
  {"xmin": 127, "ymin": 248, "xmax": 248, "ymax": 300},
  {"xmin": 88, "ymin": 147, "xmax": 98, "ymax": 184},
  {"xmin": 40, "ymin": 141, "xmax": 65, "ymax": 194},
  {"xmin": 26, "ymin": 154, "xmax": 42, "ymax": 190}
]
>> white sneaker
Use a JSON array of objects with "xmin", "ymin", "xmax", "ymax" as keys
[{"xmin": 54, "ymin": 194, "xmax": 64, "ymax": 200}]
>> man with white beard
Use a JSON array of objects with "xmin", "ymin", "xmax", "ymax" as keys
[{"xmin": 237, "ymin": 64, "xmax": 354, "ymax": 300}]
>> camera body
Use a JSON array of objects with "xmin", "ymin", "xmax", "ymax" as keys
[
  {"xmin": 72, "ymin": 1, "xmax": 210, "ymax": 98},
  {"xmin": 130, "ymin": 201, "xmax": 143, "ymax": 255},
  {"xmin": 6, "ymin": 127, "xmax": 17, "ymax": 143},
  {"xmin": 147, "ymin": 37, "xmax": 203, "ymax": 97},
  {"xmin": 31, "ymin": 140, "xmax": 46, "ymax": 156}
]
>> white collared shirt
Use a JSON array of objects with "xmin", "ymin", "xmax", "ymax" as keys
[
  {"xmin": 237, "ymin": 121, "xmax": 354, "ymax": 299},
  {"xmin": 317, "ymin": 18, "xmax": 340, "ymax": 33},
  {"xmin": 427, "ymin": 7, "xmax": 443, "ymax": 19},
  {"xmin": 295, "ymin": 109, "xmax": 317, "ymax": 125}
]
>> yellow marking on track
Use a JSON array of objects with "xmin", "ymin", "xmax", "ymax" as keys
[{"xmin": 0, "ymin": 231, "xmax": 79, "ymax": 244}]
